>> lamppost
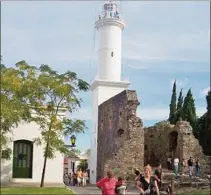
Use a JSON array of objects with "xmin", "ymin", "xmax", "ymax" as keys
[
  {"xmin": 69, "ymin": 135, "xmax": 76, "ymax": 173},
  {"xmin": 70, "ymin": 135, "xmax": 76, "ymax": 147}
]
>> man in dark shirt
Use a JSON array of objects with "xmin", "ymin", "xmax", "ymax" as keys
[
  {"xmin": 154, "ymin": 164, "xmax": 162, "ymax": 190},
  {"xmin": 187, "ymin": 157, "xmax": 193, "ymax": 178}
]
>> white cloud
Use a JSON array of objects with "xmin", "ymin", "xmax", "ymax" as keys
[
  {"xmin": 123, "ymin": 31, "xmax": 209, "ymax": 64},
  {"xmin": 75, "ymin": 106, "xmax": 207, "ymax": 122},
  {"xmin": 137, "ymin": 107, "xmax": 206, "ymax": 121},
  {"xmin": 170, "ymin": 78, "xmax": 189, "ymax": 89},
  {"xmin": 200, "ymin": 87, "xmax": 210, "ymax": 96},
  {"xmin": 70, "ymin": 108, "xmax": 92, "ymax": 120}
]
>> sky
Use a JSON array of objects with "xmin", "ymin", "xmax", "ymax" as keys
[{"xmin": 2, "ymin": 1, "xmax": 210, "ymax": 151}]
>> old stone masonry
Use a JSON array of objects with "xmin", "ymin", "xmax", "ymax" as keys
[{"xmin": 97, "ymin": 90, "xmax": 209, "ymax": 181}]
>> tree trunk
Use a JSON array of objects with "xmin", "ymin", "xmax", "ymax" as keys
[
  {"xmin": 40, "ymin": 140, "xmax": 50, "ymax": 187},
  {"xmin": 40, "ymin": 106, "xmax": 60, "ymax": 187}
]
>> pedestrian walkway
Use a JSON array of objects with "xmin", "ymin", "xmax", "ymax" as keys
[{"xmin": 68, "ymin": 184, "xmax": 139, "ymax": 195}]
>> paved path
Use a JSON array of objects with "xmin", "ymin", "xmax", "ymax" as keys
[{"xmin": 68, "ymin": 185, "xmax": 140, "ymax": 195}]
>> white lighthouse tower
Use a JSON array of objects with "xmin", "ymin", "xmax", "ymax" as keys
[{"xmin": 89, "ymin": 0, "xmax": 130, "ymax": 184}]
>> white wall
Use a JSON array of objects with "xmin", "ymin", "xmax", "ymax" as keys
[
  {"xmin": 1, "ymin": 121, "xmax": 64, "ymax": 184},
  {"xmin": 89, "ymin": 81, "xmax": 129, "ymax": 184}
]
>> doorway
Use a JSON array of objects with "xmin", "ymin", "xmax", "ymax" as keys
[
  {"xmin": 168, "ymin": 131, "xmax": 178, "ymax": 158},
  {"xmin": 12, "ymin": 140, "xmax": 33, "ymax": 178}
]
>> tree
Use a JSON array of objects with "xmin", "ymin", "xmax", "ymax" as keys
[
  {"xmin": 1, "ymin": 63, "xmax": 34, "ymax": 158},
  {"xmin": 169, "ymin": 80, "xmax": 177, "ymax": 124},
  {"xmin": 205, "ymin": 90, "xmax": 211, "ymax": 130},
  {"xmin": 175, "ymin": 89, "xmax": 183, "ymax": 122},
  {"xmin": 181, "ymin": 89, "xmax": 197, "ymax": 130},
  {"xmin": 77, "ymin": 159, "xmax": 88, "ymax": 171},
  {"xmin": 14, "ymin": 61, "xmax": 89, "ymax": 187},
  {"xmin": 200, "ymin": 90, "xmax": 211, "ymax": 155}
]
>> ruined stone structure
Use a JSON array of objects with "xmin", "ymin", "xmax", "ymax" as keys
[
  {"xmin": 144, "ymin": 121, "xmax": 206, "ymax": 168},
  {"xmin": 97, "ymin": 90, "xmax": 208, "ymax": 180},
  {"xmin": 97, "ymin": 90, "xmax": 144, "ymax": 180}
]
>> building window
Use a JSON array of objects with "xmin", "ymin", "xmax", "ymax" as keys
[
  {"xmin": 111, "ymin": 52, "xmax": 114, "ymax": 57},
  {"xmin": 117, "ymin": 129, "xmax": 124, "ymax": 137}
]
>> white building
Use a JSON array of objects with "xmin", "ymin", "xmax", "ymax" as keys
[
  {"xmin": 89, "ymin": 1, "xmax": 130, "ymax": 184},
  {"xmin": 64, "ymin": 150, "xmax": 89, "ymax": 174},
  {"xmin": 1, "ymin": 109, "xmax": 66, "ymax": 185}
]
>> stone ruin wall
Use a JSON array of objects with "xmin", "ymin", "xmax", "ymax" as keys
[
  {"xmin": 97, "ymin": 90, "xmax": 144, "ymax": 181},
  {"xmin": 144, "ymin": 121, "xmax": 207, "ymax": 173}
]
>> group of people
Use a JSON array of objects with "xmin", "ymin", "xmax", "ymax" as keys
[
  {"xmin": 64, "ymin": 169, "xmax": 88, "ymax": 187},
  {"xmin": 168, "ymin": 156, "xmax": 200, "ymax": 178},
  {"xmin": 97, "ymin": 164, "xmax": 163, "ymax": 195}
]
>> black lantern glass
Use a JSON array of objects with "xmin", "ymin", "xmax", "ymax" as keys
[{"xmin": 70, "ymin": 135, "xmax": 76, "ymax": 147}]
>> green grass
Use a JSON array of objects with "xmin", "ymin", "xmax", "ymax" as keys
[
  {"xmin": 0, "ymin": 187, "xmax": 74, "ymax": 194},
  {"xmin": 181, "ymin": 188, "xmax": 211, "ymax": 195}
]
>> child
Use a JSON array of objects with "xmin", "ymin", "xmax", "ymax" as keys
[{"xmin": 115, "ymin": 176, "xmax": 127, "ymax": 195}]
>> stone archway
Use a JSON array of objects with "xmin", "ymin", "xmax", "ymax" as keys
[
  {"xmin": 168, "ymin": 131, "xmax": 178, "ymax": 158},
  {"xmin": 12, "ymin": 140, "xmax": 33, "ymax": 178}
]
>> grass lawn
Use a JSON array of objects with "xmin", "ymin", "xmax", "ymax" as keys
[
  {"xmin": 181, "ymin": 188, "xmax": 211, "ymax": 195},
  {"xmin": 0, "ymin": 187, "xmax": 74, "ymax": 194}
]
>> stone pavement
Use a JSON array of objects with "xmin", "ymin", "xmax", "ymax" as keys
[{"xmin": 68, "ymin": 185, "xmax": 140, "ymax": 195}]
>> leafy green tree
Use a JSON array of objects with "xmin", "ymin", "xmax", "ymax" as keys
[
  {"xmin": 77, "ymin": 159, "xmax": 88, "ymax": 171},
  {"xmin": 8, "ymin": 61, "xmax": 89, "ymax": 187},
  {"xmin": 169, "ymin": 80, "xmax": 177, "ymax": 124},
  {"xmin": 201, "ymin": 90, "xmax": 211, "ymax": 155},
  {"xmin": 0, "ymin": 63, "xmax": 34, "ymax": 158},
  {"xmin": 181, "ymin": 89, "xmax": 197, "ymax": 129},
  {"xmin": 175, "ymin": 89, "xmax": 183, "ymax": 122}
]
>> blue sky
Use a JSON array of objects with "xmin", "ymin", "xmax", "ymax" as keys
[{"xmin": 2, "ymin": 1, "xmax": 210, "ymax": 151}]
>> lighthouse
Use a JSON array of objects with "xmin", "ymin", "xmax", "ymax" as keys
[{"xmin": 89, "ymin": 1, "xmax": 130, "ymax": 184}]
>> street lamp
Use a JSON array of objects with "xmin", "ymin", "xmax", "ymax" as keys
[{"xmin": 70, "ymin": 135, "xmax": 76, "ymax": 147}]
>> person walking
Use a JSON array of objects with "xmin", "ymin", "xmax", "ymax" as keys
[
  {"xmin": 76, "ymin": 169, "xmax": 82, "ymax": 187},
  {"xmin": 154, "ymin": 164, "xmax": 162, "ymax": 190},
  {"xmin": 68, "ymin": 172, "xmax": 72, "ymax": 185},
  {"xmin": 195, "ymin": 158, "xmax": 200, "ymax": 177},
  {"xmin": 96, "ymin": 170, "xmax": 117, "ymax": 195},
  {"xmin": 82, "ymin": 170, "xmax": 88, "ymax": 187},
  {"xmin": 115, "ymin": 176, "xmax": 127, "ymax": 195},
  {"xmin": 173, "ymin": 157, "xmax": 179, "ymax": 177},
  {"xmin": 181, "ymin": 159, "xmax": 186, "ymax": 175},
  {"xmin": 187, "ymin": 157, "xmax": 193, "ymax": 179},
  {"xmin": 136, "ymin": 164, "xmax": 160, "ymax": 195}
]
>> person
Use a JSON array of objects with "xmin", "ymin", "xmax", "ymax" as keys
[
  {"xmin": 154, "ymin": 164, "xmax": 162, "ymax": 190},
  {"xmin": 136, "ymin": 164, "xmax": 160, "ymax": 195},
  {"xmin": 115, "ymin": 176, "xmax": 127, "ymax": 195},
  {"xmin": 181, "ymin": 158, "xmax": 186, "ymax": 175},
  {"xmin": 96, "ymin": 170, "xmax": 117, "ymax": 195},
  {"xmin": 195, "ymin": 158, "xmax": 200, "ymax": 177},
  {"xmin": 63, "ymin": 172, "xmax": 68, "ymax": 185},
  {"xmin": 82, "ymin": 170, "xmax": 88, "ymax": 187},
  {"xmin": 68, "ymin": 172, "xmax": 72, "ymax": 185},
  {"xmin": 76, "ymin": 169, "xmax": 82, "ymax": 186},
  {"xmin": 187, "ymin": 157, "xmax": 193, "ymax": 178},
  {"xmin": 173, "ymin": 157, "xmax": 179, "ymax": 177},
  {"xmin": 167, "ymin": 156, "xmax": 172, "ymax": 170},
  {"xmin": 134, "ymin": 170, "xmax": 142, "ymax": 184},
  {"xmin": 72, "ymin": 172, "xmax": 77, "ymax": 186}
]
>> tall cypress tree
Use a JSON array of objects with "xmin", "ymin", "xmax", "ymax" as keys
[
  {"xmin": 204, "ymin": 90, "xmax": 211, "ymax": 155},
  {"xmin": 175, "ymin": 88, "xmax": 183, "ymax": 122},
  {"xmin": 169, "ymin": 80, "xmax": 177, "ymax": 124},
  {"xmin": 182, "ymin": 89, "xmax": 197, "ymax": 129}
]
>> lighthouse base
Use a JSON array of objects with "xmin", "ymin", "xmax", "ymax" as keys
[{"xmin": 89, "ymin": 79, "xmax": 130, "ymax": 184}]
